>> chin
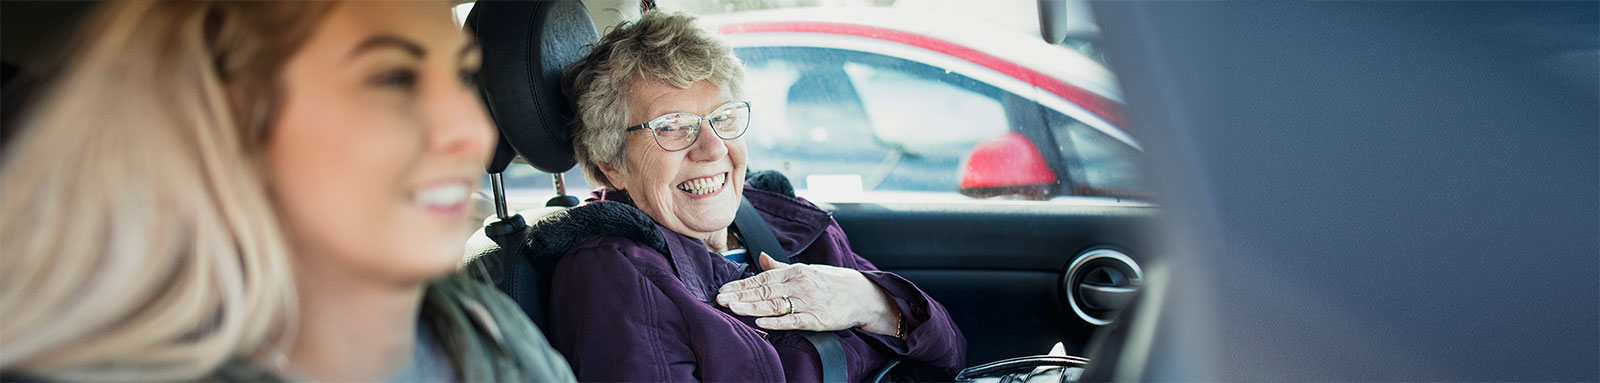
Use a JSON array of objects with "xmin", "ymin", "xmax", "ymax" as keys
[
  {"xmin": 384, "ymin": 237, "xmax": 467, "ymax": 280},
  {"xmin": 683, "ymin": 200, "xmax": 739, "ymax": 233},
  {"xmin": 685, "ymin": 216, "xmax": 736, "ymax": 234}
]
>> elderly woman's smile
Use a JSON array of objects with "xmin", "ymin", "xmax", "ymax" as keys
[{"xmin": 677, "ymin": 172, "xmax": 730, "ymax": 197}]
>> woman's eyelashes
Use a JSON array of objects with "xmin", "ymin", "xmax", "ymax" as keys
[
  {"xmin": 373, "ymin": 67, "xmax": 419, "ymax": 92},
  {"xmin": 370, "ymin": 64, "xmax": 479, "ymax": 97},
  {"xmin": 459, "ymin": 67, "xmax": 480, "ymax": 88}
]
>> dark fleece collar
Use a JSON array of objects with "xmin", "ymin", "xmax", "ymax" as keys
[
  {"xmin": 524, "ymin": 201, "xmax": 668, "ymax": 259},
  {"xmin": 530, "ymin": 169, "xmax": 815, "ymax": 261},
  {"xmin": 586, "ymin": 170, "xmax": 832, "ymax": 257}
]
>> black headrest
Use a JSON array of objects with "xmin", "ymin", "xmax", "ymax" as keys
[{"xmin": 466, "ymin": 1, "xmax": 597, "ymax": 174}]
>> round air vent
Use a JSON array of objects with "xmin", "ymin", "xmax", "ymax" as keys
[{"xmin": 1064, "ymin": 249, "xmax": 1142, "ymax": 326}]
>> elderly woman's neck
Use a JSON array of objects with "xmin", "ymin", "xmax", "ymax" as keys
[{"xmin": 700, "ymin": 227, "xmax": 739, "ymax": 253}]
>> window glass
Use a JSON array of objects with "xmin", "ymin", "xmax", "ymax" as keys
[
  {"xmin": 484, "ymin": 166, "xmax": 594, "ymax": 203},
  {"xmin": 1049, "ymin": 112, "xmax": 1147, "ymax": 200},
  {"xmin": 849, "ymin": 63, "xmax": 1010, "ymax": 156},
  {"xmin": 484, "ymin": 0, "xmax": 1149, "ymax": 206},
  {"xmin": 739, "ymin": 47, "xmax": 1008, "ymax": 195}
]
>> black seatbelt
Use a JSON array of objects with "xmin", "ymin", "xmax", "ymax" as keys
[
  {"xmin": 800, "ymin": 332, "xmax": 848, "ymax": 383},
  {"xmin": 734, "ymin": 196, "xmax": 789, "ymax": 270},
  {"xmin": 734, "ymin": 196, "xmax": 847, "ymax": 383}
]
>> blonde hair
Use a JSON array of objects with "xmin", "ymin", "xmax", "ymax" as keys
[
  {"xmin": 0, "ymin": 1, "xmax": 331, "ymax": 381},
  {"xmin": 565, "ymin": 11, "xmax": 746, "ymax": 188}
]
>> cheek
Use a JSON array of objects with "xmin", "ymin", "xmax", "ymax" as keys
[
  {"xmin": 622, "ymin": 150, "xmax": 688, "ymax": 221},
  {"xmin": 727, "ymin": 139, "xmax": 748, "ymax": 188},
  {"xmin": 266, "ymin": 95, "xmax": 426, "ymax": 266},
  {"xmin": 729, "ymin": 139, "xmax": 748, "ymax": 170},
  {"xmin": 633, "ymin": 151, "xmax": 682, "ymax": 195}
]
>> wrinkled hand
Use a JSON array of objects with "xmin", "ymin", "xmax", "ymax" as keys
[{"xmin": 716, "ymin": 253, "xmax": 900, "ymax": 335}]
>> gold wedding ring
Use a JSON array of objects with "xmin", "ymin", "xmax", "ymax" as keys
[{"xmin": 782, "ymin": 297, "xmax": 794, "ymax": 315}]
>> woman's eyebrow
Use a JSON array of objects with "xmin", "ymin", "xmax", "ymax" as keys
[{"xmin": 347, "ymin": 35, "xmax": 426, "ymax": 61}]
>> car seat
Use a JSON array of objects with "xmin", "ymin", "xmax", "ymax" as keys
[
  {"xmin": 458, "ymin": 0, "xmax": 714, "ymax": 336},
  {"xmin": 459, "ymin": 0, "xmax": 597, "ymax": 330}
]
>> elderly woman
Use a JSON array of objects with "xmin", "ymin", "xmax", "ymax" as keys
[{"xmin": 548, "ymin": 11, "xmax": 965, "ymax": 382}]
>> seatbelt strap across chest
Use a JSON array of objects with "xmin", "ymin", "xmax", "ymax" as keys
[
  {"xmin": 734, "ymin": 196, "xmax": 847, "ymax": 383},
  {"xmin": 734, "ymin": 196, "xmax": 789, "ymax": 270}
]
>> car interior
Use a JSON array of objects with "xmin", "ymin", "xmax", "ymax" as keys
[
  {"xmin": 2, "ymin": 2, "xmax": 1155, "ymax": 377},
  {"xmin": 3, "ymin": 0, "xmax": 1594, "ymax": 381},
  {"xmin": 453, "ymin": 1, "xmax": 1159, "ymax": 373}
]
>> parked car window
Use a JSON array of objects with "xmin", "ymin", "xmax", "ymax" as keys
[
  {"xmin": 1049, "ymin": 112, "xmax": 1146, "ymax": 200},
  {"xmin": 740, "ymin": 47, "xmax": 1009, "ymax": 195}
]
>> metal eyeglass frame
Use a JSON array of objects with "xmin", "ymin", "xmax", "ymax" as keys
[{"xmin": 624, "ymin": 100, "xmax": 751, "ymax": 151}]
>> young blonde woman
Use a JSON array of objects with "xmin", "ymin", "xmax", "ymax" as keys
[{"xmin": 0, "ymin": 1, "xmax": 573, "ymax": 381}]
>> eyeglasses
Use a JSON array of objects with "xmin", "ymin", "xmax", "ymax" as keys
[{"xmin": 625, "ymin": 101, "xmax": 750, "ymax": 152}]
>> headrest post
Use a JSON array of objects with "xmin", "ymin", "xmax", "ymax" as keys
[
  {"xmin": 490, "ymin": 172, "xmax": 511, "ymax": 219},
  {"xmin": 546, "ymin": 173, "xmax": 582, "ymax": 208},
  {"xmin": 552, "ymin": 173, "xmax": 569, "ymax": 197}
]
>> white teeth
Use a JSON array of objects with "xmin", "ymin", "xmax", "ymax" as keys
[
  {"xmin": 676, "ymin": 173, "xmax": 726, "ymax": 196},
  {"xmin": 412, "ymin": 182, "xmax": 468, "ymax": 207}
]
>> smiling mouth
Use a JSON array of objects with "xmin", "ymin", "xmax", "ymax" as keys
[
  {"xmin": 409, "ymin": 180, "xmax": 471, "ymax": 215},
  {"xmin": 676, "ymin": 172, "xmax": 727, "ymax": 196}
]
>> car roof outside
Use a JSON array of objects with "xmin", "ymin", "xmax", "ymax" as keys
[
  {"xmin": 698, "ymin": 8, "xmax": 1138, "ymax": 150},
  {"xmin": 698, "ymin": 8, "xmax": 1121, "ymax": 101}
]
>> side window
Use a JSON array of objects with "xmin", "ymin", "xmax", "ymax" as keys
[
  {"xmin": 490, "ymin": 46, "xmax": 1144, "ymax": 205},
  {"xmin": 481, "ymin": 166, "xmax": 594, "ymax": 203},
  {"xmin": 1049, "ymin": 112, "xmax": 1147, "ymax": 200},
  {"xmin": 739, "ymin": 47, "xmax": 1010, "ymax": 196}
]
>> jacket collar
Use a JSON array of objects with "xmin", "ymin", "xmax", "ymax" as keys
[
  {"xmin": 588, "ymin": 187, "xmax": 832, "ymax": 257},
  {"xmin": 588, "ymin": 187, "xmax": 833, "ymax": 302},
  {"xmin": 738, "ymin": 187, "xmax": 833, "ymax": 257}
]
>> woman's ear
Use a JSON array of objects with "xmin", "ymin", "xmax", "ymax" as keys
[{"xmin": 598, "ymin": 161, "xmax": 629, "ymax": 190}]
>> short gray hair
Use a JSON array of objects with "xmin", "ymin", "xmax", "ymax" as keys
[{"xmin": 564, "ymin": 11, "xmax": 745, "ymax": 189}]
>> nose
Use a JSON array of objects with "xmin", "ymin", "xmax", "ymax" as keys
[
  {"xmin": 421, "ymin": 76, "xmax": 495, "ymax": 166},
  {"xmin": 685, "ymin": 117, "xmax": 728, "ymax": 161}
]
